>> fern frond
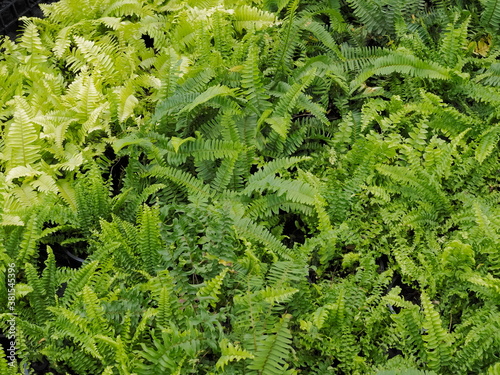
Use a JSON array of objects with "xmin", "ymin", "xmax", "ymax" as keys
[
  {"xmin": 81, "ymin": 285, "xmax": 111, "ymax": 335},
  {"xmin": 272, "ymin": 0, "xmax": 301, "ymax": 76},
  {"xmin": 266, "ymin": 261, "xmax": 306, "ymax": 288},
  {"xmin": 137, "ymin": 205, "xmax": 162, "ymax": 275},
  {"xmin": 231, "ymin": 214, "xmax": 292, "ymax": 261},
  {"xmin": 152, "ymin": 68, "xmax": 215, "ymax": 123},
  {"xmin": 154, "ymin": 272, "xmax": 177, "ymax": 327},
  {"xmin": 41, "ymin": 246, "xmax": 57, "ymax": 308},
  {"xmin": 4, "ymin": 97, "xmax": 41, "ymax": 169},
  {"xmin": 73, "ymin": 36, "xmax": 117, "ymax": 78},
  {"xmin": 16, "ymin": 212, "xmax": 41, "ymax": 265},
  {"xmin": 0, "ymin": 344, "xmax": 16, "ymax": 374},
  {"xmin": 341, "ymin": 45, "xmax": 389, "ymax": 71},
  {"xmin": 94, "ymin": 335, "xmax": 131, "ymax": 375},
  {"xmin": 453, "ymin": 310, "xmax": 500, "ymax": 372},
  {"xmin": 196, "ymin": 268, "xmax": 229, "ymax": 308},
  {"xmin": 211, "ymin": 156, "xmax": 238, "ymax": 192},
  {"xmin": 439, "ymin": 16, "xmax": 470, "ymax": 68},
  {"xmin": 46, "ymin": 306, "xmax": 103, "ymax": 360},
  {"xmin": 481, "ymin": 0, "xmax": 500, "ymax": 32},
  {"xmin": 233, "ymin": 5, "xmax": 277, "ymax": 34},
  {"xmin": 247, "ymin": 157, "xmax": 310, "ymax": 186},
  {"xmin": 75, "ymin": 164, "xmax": 111, "ymax": 234},
  {"xmin": 147, "ymin": 165, "xmax": 214, "ymax": 201},
  {"xmin": 103, "ymin": 0, "xmax": 150, "ymax": 18},
  {"xmin": 241, "ymin": 44, "xmax": 270, "ymax": 113},
  {"xmin": 60, "ymin": 261, "xmax": 100, "ymax": 306},
  {"xmin": 351, "ymin": 53, "xmax": 451, "ymax": 93},
  {"xmin": 166, "ymin": 138, "xmax": 242, "ymax": 164},
  {"xmin": 421, "ymin": 292, "xmax": 453, "ymax": 372},
  {"xmin": 248, "ymin": 313, "xmax": 293, "ymax": 374},
  {"xmin": 24, "ymin": 263, "xmax": 51, "ymax": 325},
  {"xmin": 475, "ymin": 126, "xmax": 500, "ymax": 164},
  {"xmin": 246, "ymin": 194, "xmax": 314, "ymax": 219},
  {"xmin": 179, "ymin": 85, "xmax": 235, "ymax": 114},
  {"xmin": 346, "ymin": 0, "xmax": 386, "ymax": 35},
  {"xmin": 256, "ymin": 287, "xmax": 299, "ymax": 304},
  {"xmin": 301, "ymin": 17, "xmax": 343, "ymax": 60},
  {"xmin": 265, "ymin": 70, "xmax": 316, "ymax": 138},
  {"xmin": 216, "ymin": 338, "xmax": 255, "ymax": 370},
  {"xmin": 376, "ymin": 165, "xmax": 450, "ymax": 213},
  {"xmin": 19, "ymin": 21, "xmax": 48, "ymax": 64},
  {"xmin": 246, "ymin": 175, "xmax": 316, "ymax": 207},
  {"xmin": 478, "ymin": 62, "xmax": 500, "ymax": 87}
]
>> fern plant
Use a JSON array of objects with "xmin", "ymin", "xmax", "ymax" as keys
[{"xmin": 2, "ymin": 0, "xmax": 500, "ymax": 374}]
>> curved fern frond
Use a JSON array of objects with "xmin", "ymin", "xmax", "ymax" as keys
[
  {"xmin": 46, "ymin": 306, "xmax": 103, "ymax": 360},
  {"xmin": 147, "ymin": 165, "xmax": 214, "ymax": 201},
  {"xmin": 233, "ymin": 5, "xmax": 277, "ymax": 34},
  {"xmin": 256, "ymin": 287, "xmax": 298, "ymax": 304},
  {"xmin": 478, "ymin": 62, "xmax": 500, "ymax": 87},
  {"xmin": 61, "ymin": 261, "xmax": 100, "ymax": 306},
  {"xmin": 0, "ymin": 344, "xmax": 16, "ymax": 375},
  {"xmin": 231, "ymin": 214, "xmax": 293, "ymax": 261},
  {"xmin": 211, "ymin": 156, "xmax": 238, "ymax": 192},
  {"xmin": 41, "ymin": 246, "xmax": 57, "ymax": 307},
  {"xmin": 351, "ymin": 52, "xmax": 451, "ymax": 93},
  {"xmin": 247, "ymin": 157, "xmax": 310, "ymax": 186},
  {"xmin": 166, "ymin": 138, "xmax": 242, "ymax": 164},
  {"xmin": 81, "ymin": 285, "xmax": 111, "ymax": 335},
  {"xmin": 72, "ymin": 36, "xmax": 117, "ymax": 78},
  {"xmin": 265, "ymin": 69, "xmax": 316, "ymax": 138},
  {"xmin": 179, "ymin": 85, "xmax": 235, "ymax": 114},
  {"xmin": 244, "ymin": 175, "xmax": 316, "ymax": 206},
  {"xmin": 301, "ymin": 17, "xmax": 344, "ymax": 60},
  {"xmin": 341, "ymin": 45, "xmax": 389, "ymax": 72},
  {"xmin": 196, "ymin": 268, "xmax": 229, "ymax": 308},
  {"xmin": 216, "ymin": 338, "xmax": 255, "ymax": 370}
]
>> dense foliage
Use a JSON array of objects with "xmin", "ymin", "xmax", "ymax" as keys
[{"xmin": 1, "ymin": 0, "xmax": 500, "ymax": 373}]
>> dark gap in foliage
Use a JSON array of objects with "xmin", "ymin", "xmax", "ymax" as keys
[
  {"xmin": 376, "ymin": 253, "xmax": 390, "ymax": 273},
  {"xmin": 282, "ymin": 212, "xmax": 307, "ymax": 246},
  {"xmin": 249, "ymin": 163, "xmax": 259, "ymax": 175},
  {"xmin": 47, "ymin": 240, "xmax": 87, "ymax": 269},
  {"xmin": 322, "ymin": 258, "xmax": 348, "ymax": 279},
  {"xmin": 0, "ymin": 331, "xmax": 11, "ymax": 365},
  {"xmin": 387, "ymin": 347, "xmax": 403, "ymax": 360},
  {"xmin": 30, "ymin": 357, "xmax": 50, "ymax": 374},
  {"xmin": 141, "ymin": 34, "xmax": 154, "ymax": 49},
  {"xmin": 109, "ymin": 154, "xmax": 129, "ymax": 197},
  {"xmin": 56, "ymin": 282, "xmax": 67, "ymax": 298},
  {"xmin": 307, "ymin": 266, "xmax": 317, "ymax": 284},
  {"xmin": 391, "ymin": 271, "xmax": 421, "ymax": 305},
  {"xmin": 190, "ymin": 273, "xmax": 204, "ymax": 285}
]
